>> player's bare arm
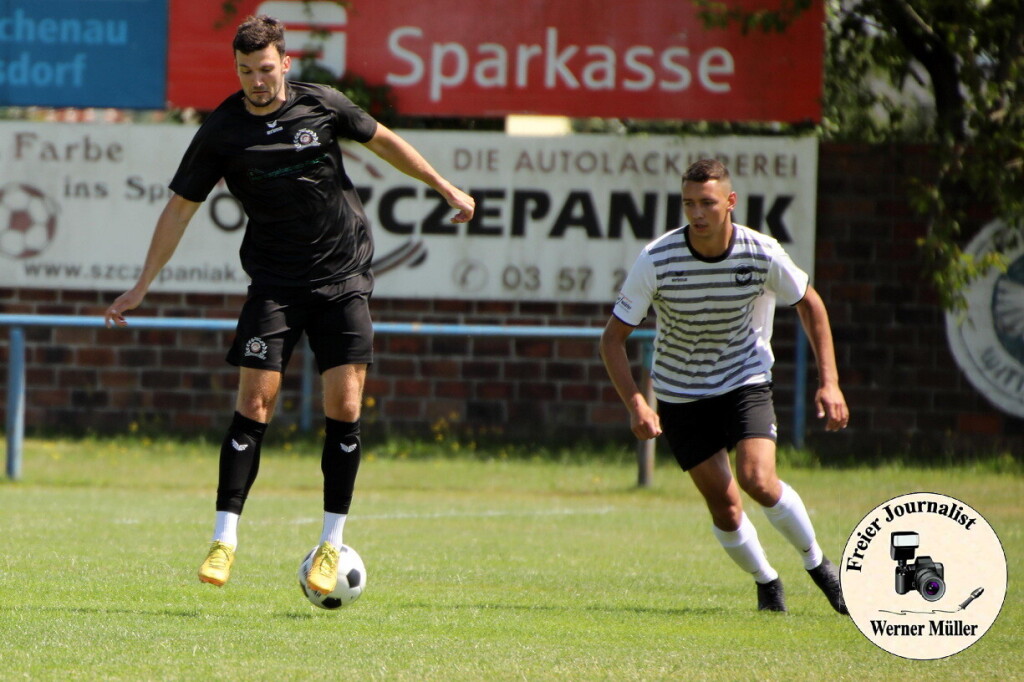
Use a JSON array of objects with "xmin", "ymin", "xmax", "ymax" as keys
[
  {"xmin": 104, "ymin": 194, "xmax": 202, "ymax": 328},
  {"xmin": 362, "ymin": 123, "xmax": 475, "ymax": 223},
  {"xmin": 795, "ymin": 285, "xmax": 849, "ymax": 431},
  {"xmin": 600, "ymin": 316, "xmax": 662, "ymax": 440}
]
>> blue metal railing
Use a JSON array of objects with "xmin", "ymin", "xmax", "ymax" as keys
[{"xmin": 2, "ymin": 313, "xmax": 660, "ymax": 482}]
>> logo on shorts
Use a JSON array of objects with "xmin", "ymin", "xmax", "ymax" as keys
[
  {"xmin": 243, "ymin": 336, "xmax": 269, "ymax": 360},
  {"xmin": 293, "ymin": 128, "xmax": 321, "ymax": 151}
]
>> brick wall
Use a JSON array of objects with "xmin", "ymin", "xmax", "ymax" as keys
[
  {"xmin": 1, "ymin": 143, "xmax": 1022, "ymax": 456},
  {"xmin": 811, "ymin": 144, "xmax": 1023, "ymax": 456}
]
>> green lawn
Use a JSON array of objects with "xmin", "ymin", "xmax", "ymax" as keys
[{"xmin": 1, "ymin": 438, "xmax": 1021, "ymax": 680}]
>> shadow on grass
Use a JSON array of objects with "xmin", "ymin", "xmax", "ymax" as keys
[
  {"xmin": 279, "ymin": 600, "xmax": 726, "ymax": 619},
  {"xmin": 9, "ymin": 601, "xmax": 758, "ymax": 623},
  {"xmin": 5, "ymin": 605, "xmax": 206, "ymax": 619}
]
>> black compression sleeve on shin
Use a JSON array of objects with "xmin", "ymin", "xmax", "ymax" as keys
[
  {"xmin": 322, "ymin": 418, "xmax": 361, "ymax": 514},
  {"xmin": 215, "ymin": 412, "xmax": 268, "ymax": 514}
]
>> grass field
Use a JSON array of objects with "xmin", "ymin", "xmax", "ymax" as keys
[{"xmin": 1, "ymin": 437, "xmax": 1021, "ymax": 680}]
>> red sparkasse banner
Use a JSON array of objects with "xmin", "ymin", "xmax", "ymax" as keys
[{"xmin": 168, "ymin": 0, "xmax": 823, "ymax": 122}]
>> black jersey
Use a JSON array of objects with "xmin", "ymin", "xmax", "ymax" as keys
[{"xmin": 169, "ymin": 82, "xmax": 378, "ymax": 287}]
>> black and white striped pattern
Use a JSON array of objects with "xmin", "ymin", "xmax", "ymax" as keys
[{"xmin": 614, "ymin": 224, "xmax": 808, "ymax": 402}]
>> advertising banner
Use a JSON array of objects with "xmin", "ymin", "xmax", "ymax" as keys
[
  {"xmin": 0, "ymin": 0, "xmax": 168, "ymax": 108},
  {"xmin": 0, "ymin": 122, "xmax": 818, "ymax": 303},
  {"xmin": 168, "ymin": 0, "xmax": 823, "ymax": 122}
]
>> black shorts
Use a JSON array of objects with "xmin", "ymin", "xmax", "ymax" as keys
[
  {"xmin": 227, "ymin": 272, "xmax": 374, "ymax": 374},
  {"xmin": 658, "ymin": 383, "xmax": 777, "ymax": 471}
]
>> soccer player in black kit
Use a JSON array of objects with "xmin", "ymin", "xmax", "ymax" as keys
[{"xmin": 105, "ymin": 15, "xmax": 475, "ymax": 593}]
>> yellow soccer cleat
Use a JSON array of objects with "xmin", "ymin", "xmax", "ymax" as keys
[
  {"xmin": 306, "ymin": 541, "xmax": 340, "ymax": 594},
  {"xmin": 198, "ymin": 541, "xmax": 236, "ymax": 587}
]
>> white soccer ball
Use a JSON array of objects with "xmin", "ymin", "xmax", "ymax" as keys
[
  {"xmin": 0, "ymin": 183, "xmax": 58, "ymax": 259},
  {"xmin": 297, "ymin": 544, "xmax": 366, "ymax": 609}
]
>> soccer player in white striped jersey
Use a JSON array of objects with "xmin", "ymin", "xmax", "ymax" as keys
[{"xmin": 600, "ymin": 159, "xmax": 850, "ymax": 614}]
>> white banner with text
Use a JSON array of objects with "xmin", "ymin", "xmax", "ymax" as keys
[{"xmin": 0, "ymin": 122, "xmax": 818, "ymax": 303}]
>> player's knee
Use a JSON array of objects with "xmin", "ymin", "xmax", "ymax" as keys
[
  {"xmin": 236, "ymin": 394, "xmax": 277, "ymax": 422},
  {"xmin": 707, "ymin": 498, "xmax": 743, "ymax": 531},
  {"xmin": 737, "ymin": 471, "xmax": 778, "ymax": 505},
  {"xmin": 711, "ymin": 508, "xmax": 743, "ymax": 531},
  {"xmin": 325, "ymin": 400, "xmax": 361, "ymax": 423}
]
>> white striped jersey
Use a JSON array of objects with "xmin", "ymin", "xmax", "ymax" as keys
[{"xmin": 613, "ymin": 223, "xmax": 808, "ymax": 402}]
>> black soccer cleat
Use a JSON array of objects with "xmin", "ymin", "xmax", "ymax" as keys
[
  {"xmin": 807, "ymin": 556, "xmax": 849, "ymax": 615},
  {"xmin": 757, "ymin": 577, "xmax": 787, "ymax": 612}
]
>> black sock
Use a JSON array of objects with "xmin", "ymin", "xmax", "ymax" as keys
[
  {"xmin": 322, "ymin": 418, "xmax": 361, "ymax": 514},
  {"xmin": 215, "ymin": 412, "xmax": 268, "ymax": 514}
]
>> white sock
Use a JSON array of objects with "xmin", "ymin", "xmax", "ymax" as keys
[
  {"xmin": 212, "ymin": 511, "xmax": 239, "ymax": 547},
  {"xmin": 711, "ymin": 513, "xmax": 778, "ymax": 584},
  {"xmin": 762, "ymin": 481, "xmax": 823, "ymax": 570},
  {"xmin": 319, "ymin": 512, "xmax": 347, "ymax": 548}
]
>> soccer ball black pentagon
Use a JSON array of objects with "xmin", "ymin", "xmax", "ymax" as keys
[{"xmin": 297, "ymin": 545, "xmax": 366, "ymax": 609}]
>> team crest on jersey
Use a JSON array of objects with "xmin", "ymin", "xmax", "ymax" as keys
[
  {"xmin": 243, "ymin": 336, "xmax": 269, "ymax": 360},
  {"xmin": 293, "ymin": 128, "xmax": 321, "ymax": 151},
  {"xmin": 733, "ymin": 264, "xmax": 755, "ymax": 287}
]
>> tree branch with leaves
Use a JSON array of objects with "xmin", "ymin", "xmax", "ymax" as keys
[{"xmin": 699, "ymin": 0, "xmax": 1024, "ymax": 310}]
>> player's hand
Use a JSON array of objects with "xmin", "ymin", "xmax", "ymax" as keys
[
  {"xmin": 815, "ymin": 383, "xmax": 849, "ymax": 431},
  {"xmin": 447, "ymin": 186, "xmax": 475, "ymax": 224},
  {"xmin": 630, "ymin": 401, "xmax": 662, "ymax": 441},
  {"xmin": 105, "ymin": 288, "xmax": 145, "ymax": 328}
]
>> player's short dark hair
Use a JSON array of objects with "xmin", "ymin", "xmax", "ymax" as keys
[
  {"xmin": 684, "ymin": 159, "xmax": 730, "ymax": 184},
  {"xmin": 233, "ymin": 15, "xmax": 286, "ymax": 56}
]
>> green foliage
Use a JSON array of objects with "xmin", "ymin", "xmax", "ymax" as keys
[
  {"xmin": 217, "ymin": 0, "xmax": 348, "ymax": 27},
  {"xmin": 824, "ymin": 0, "xmax": 1024, "ymax": 310},
  {"xmin": 821, "ymin": 5, "xmax": 936, "ymax": 142},
  {"xmin": 693, "ymin": 0, "xmax": 814, "ymax": 34},
  {"xmin": 694, "ymin": 0, "xmax": 1024, "ymax": 311},
  {"xmin": 296, "ymin": 63, "xmax": 398, "ymax": 123}
]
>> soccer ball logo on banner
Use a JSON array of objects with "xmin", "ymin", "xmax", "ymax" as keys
[{"xmin": 0, "ymin": 183, "xmax": 59, "ymax": 259}]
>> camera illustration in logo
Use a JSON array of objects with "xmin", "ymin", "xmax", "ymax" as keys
[{"xmin": 891, "ymin": 531, "xmax": 945, "ymax": 601}]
